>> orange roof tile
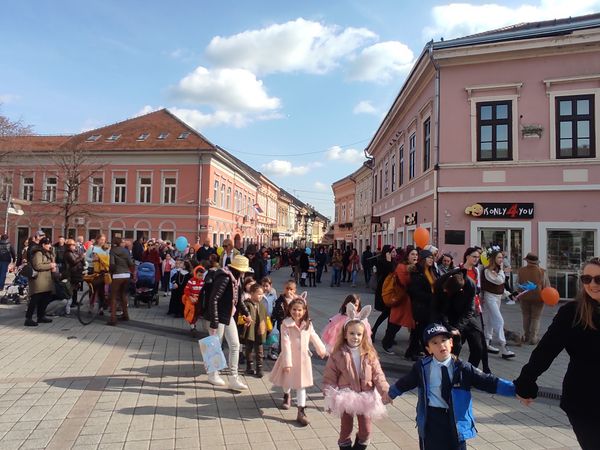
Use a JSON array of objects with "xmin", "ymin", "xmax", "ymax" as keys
[{"xmin": 0, "ymin": 135, "xmax": 70, "ymax": 151}]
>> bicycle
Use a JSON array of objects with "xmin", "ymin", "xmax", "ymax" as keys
[{"xmin": 77, "ymin": 274, "xmax": 102, "ymax": 325}]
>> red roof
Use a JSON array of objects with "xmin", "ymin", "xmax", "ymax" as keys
[{"xmin": 0, "ymin": 109, "xmax": 215, "ymax": 153}]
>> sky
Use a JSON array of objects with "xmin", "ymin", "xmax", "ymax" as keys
[{"xmin": 2, "ymin": 0, "xmax": 599, "ymax": 219}]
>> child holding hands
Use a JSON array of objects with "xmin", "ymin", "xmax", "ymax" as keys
[
  {"xmin": 388, "ymin": 323, "xmax": 519, "ymax": 450},
  {"xmin": 241, "ymin": 283, "xmax": 268, "ymax": 378},
  {"xmin": 269, "ymin": 293, "xmax": 327, "ymax": 426},
  {"xmin": 322, "ymin": 304, "xmax": 391, "ymax": 450}
]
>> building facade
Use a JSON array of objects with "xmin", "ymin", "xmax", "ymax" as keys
[
  {"xmin": 332, "ymin": 175, "xmax": 356, "ymax": 249},
  {"xmin": 364, "ymin": 14, "xmax": 600, "ymax": 298},
  {"xmin": 1, "ymin": 109, "xmax": 328, "ymax": 252}
]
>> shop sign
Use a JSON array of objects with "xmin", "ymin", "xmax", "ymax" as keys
[
  {"xmin": 345, "ymin": 233, "xmax": 353, "ymax": 240},
  {"xmin": 371, "ymin": 216, "xmax": 381, "ymax": 224},
  {"xmin": 465, "ymin": 202, "xmax": 534, "ymax": 219},
  {"xmin": 404, "ymin": 212, "xmax": 417, "ymax": 225}
]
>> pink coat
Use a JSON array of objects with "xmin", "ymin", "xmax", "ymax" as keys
[
  {"xmin": 322, "ymin": 346, "xmax": 389, "ymax": 396},
  {"xmin": 269, "ymin": 318, "xmax": 327, "ymax": 389}
]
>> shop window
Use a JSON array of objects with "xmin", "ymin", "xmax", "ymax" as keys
[
  {"xmin": 477, "ymin": 101, "xmax": 512, "ymax": 161},
  {"xmin": 41, "ymin": 228, "xmax": 53, "ymax": 241},
  {"xmin": 88, "ymin": 229, "xmax": 101, "ymax": 241},
  {"xmin": 161, "ymin": 230, "xmax": 174, "ymax": 242},
  {"xmin": 555, "ymin": 95, "xmax": 595, "ymax": 158},
  {"xmin": 547, "ymin": 229, "xmax": 595, "ymax": 298}
]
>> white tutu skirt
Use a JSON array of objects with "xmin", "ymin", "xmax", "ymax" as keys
[{"xmin": 323, "ymin": 387, "xmax": 387, "ymax": 420}]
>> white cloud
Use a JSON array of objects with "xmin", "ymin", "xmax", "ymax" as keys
[
  {"xmin": 169, "ymin": 107, "xmax": 249, "ymax": 128},
  {"xmin": 347, "ymin": 41, "xmax": 414, "ymax": 83},
  {"xmin": 325, "ymin": 145, "xmax": 366, "ymax": 164},
  {"xmin": 353, "ymin": 100, "xmax": 377, "ymax": 115},
  {"xmin": 261, "ymin": 160, "xmax": 319, "ymax": 177},
  {"xmin": 314, "ymin": 181, "xmax": 329, "ymax": 191},
  {"xmin": 205, "ymin": 18, "xmax": 377, "ymax": 75},
  {"xmin": 136, "ymin": 105, "xmax": 163, "ymax": 116},
  {"xmin": 423, "ymin": 0, "xmax": 600, "ymax": 41},
  {"xmin": 0, "ymin": 93, "xmax": 19, "ymax": 104},
  {"xmin": 171, "ymin": 66, "xmax": 280, "ymax": 113}
]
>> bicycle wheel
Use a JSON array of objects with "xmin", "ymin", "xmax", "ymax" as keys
[{"xmin": 77, "ymin": 289, "xmax": 99, "ymax": 325}]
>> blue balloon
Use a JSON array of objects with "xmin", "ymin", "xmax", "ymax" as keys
[
  {"xmin": 175, "ymin": 236, "xmax": 188, "ymax": 252},
  {"xmin": 305, "ymin": 247, "xmax": 311, "ymax": 255}
]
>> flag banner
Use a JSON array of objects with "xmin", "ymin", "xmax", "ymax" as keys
[{"xmin": 253, "ymin": 203, "xmax": 264, "ymax": 214}]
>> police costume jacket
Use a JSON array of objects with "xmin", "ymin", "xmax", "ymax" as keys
[{"xmin": 391, "ymin": 356, "xmax": 515, "ymax": 442}]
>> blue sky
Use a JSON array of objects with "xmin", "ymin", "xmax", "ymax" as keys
[{"xmin": 2, "ymin": 0, "xmax": 598, "ymax": 218}]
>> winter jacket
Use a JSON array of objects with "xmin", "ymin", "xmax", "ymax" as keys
[
  {"xmin": 249, "ymin": 254, "xmax": 265, "ymax": 281},
  {"xmin": 196, "ymin": 245, "xmax": 216, "ymax": 262},
  {"xmin": 269, "ymin": 318, "xmax": 327, "ymax": 389},
  {"xmin": 110, "ymin": 246, "xmax": 134, "ymax": 274},
  {"xmin": 204, "ymin": 269, "xmax": 249, "ymax": 330},
  {"xmin": 407, "ymin": 265, "xmax": 436, "ymax": 323},
  {"xmin": 517, "ymin": 264, "xmax": 547, "ymax": 302},
  {"xmin": 514, "ymin": 301, "xmax": 600, "ymax": 419},
  {"xmin": 316, "ymin": 251, "xmax": 327, "ymax": 268},
  {"xmin": 132, "ymin": 240, "xmax": 145, "ymax": 261},
  {"xmin": 242, "ymin": 300, "xmax": 268, "ymax": 344},
  {"xmin": 299, "ymin": 253, "xmax": 309, "ymax": 273},
  {"xmin": 433, "ymin": 269, "xmax": 478, "ymax": 333},
  {"xmin": 389, "ymin": 263, "xmax": 415, "ymax": 328},
  {"xmin": 390, "ymin": 356, "xmax": 515, "ymax": 443},
  {"xmin": 272, "ymin": 294, "xmax": 291, "ymax": 331},
  {"xmin": 331, "ymin": 254, "xmax": 343, "ymax": 269},
  {"xmin": 29, "ymin": 248, "xmax": 55, "ymax": 295},
  {"xmin": 322, "ymin": 346, "xmax": 389, "ymax": 396},
  {"xmin": 64, "ymin": 248, "xmax": 85, "ymax": 284}
]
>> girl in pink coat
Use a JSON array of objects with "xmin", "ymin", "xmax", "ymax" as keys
[
  {"xmin": 322, "ymin": 304, "xmax": 392, "ymax": 450},
  {"xmin": 269, "ymin": 293, "xmax": 327, "ymax": 426}
]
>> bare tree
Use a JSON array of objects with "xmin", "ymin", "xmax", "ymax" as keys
[
  {"xmin": 0, "ymin": 105, "xmax": 34, "ymax": 163},
  {"xmin": 50, "ymin": 147, "xmax": 107, "ymax": 237}
]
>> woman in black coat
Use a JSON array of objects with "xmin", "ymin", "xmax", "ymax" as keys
[
  {"xmin": 515, "ymin": 257, "xmax": 600, "ymax": 450},
  {"xmin": 406, "ymin": 249, "xmax": 437, "ymax": 358},
  {"xmin": 371, "ymin": 245, "xmax": 396, "ymax": 343}
]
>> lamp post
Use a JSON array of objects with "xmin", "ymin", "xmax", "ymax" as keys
[{"xmin": 296, "ymin": 210, "xmax": 317, "ymax": 248}]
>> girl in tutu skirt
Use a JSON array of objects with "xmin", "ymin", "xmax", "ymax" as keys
[
  {"xmin": 322, "ymin": 303, "xmax": 392, "ymax": 450},
  {"xmin": 321, "ymin": 294, "xmax": 372, "ymax": 353},
  {"xmin": 269, "ymin": 293, "xmax": 328, "ymax": 426}
]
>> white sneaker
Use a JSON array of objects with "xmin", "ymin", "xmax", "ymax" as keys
[
  {"xmin": 501, "ymin": 346, "xmax": 516, "ymax": 359},
  {"xmin": 65, "ymin": 305, "xmax": 71, "ymax": 315},
  {"xmin": 228, "ymin": 375, "xmax": 248, "ymax": 391},
  {"xmin": 207, "ymin": 372, "xmax": 226, "ymax": 386},
  {"xmin": 506, "ymin": 300, "xmax": 516, "ymax": 305},
  {"xmin": 487, "ymin": 344, "xmax": 500, "ymax": 354}
]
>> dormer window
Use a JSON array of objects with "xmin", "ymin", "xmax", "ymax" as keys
[
  {"xmin": 106, "ymin": 134, "xmax": 121, "ymax": 142},
  {"xmin": 86, "ymin": 134, "xmax": 101, "ymax": 142},
  {"xmin": 177, "ymin": 131, "xmax": 190, "ymax": 140},
  {"xmin": 157, "ymin": 132, "xmax": 169, "ymax": 140},
  {"xmin": 137, "ymin": 133, "xmax": 150, "ymax": 141}
]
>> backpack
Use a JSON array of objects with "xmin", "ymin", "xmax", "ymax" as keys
[
  {"xmin": 381, "ymin": 272, "xmax": 406, "ymax": 307},
  {"xmin": 0, "ymin": 243, "xmax": 11, "ymax": 259}
]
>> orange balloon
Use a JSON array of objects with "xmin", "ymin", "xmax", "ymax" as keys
[
  {"xmin": 541, "ymin": 287, "xmax": 560, "ymax": 306},
  {"xmin": 414, "ymin": 227, "xmax": 430, "ymax": 249}
]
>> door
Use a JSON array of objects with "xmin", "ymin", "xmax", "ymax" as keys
[
  {"xmin": 17, "ymin": 227, "xmax": 29, "ymax": 259},
  {"xmin": 479, "ymin": 227, "xmax": 524, "ymax": 286}
]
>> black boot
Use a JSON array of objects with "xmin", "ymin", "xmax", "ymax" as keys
[
  {"xmin": 255, "ymin": 360, "xmax": 263, "ymax": 378},
  {"xmin": 352, "ymin": 439, "xmax": 368, "ymax": 450},
  {"xmin": 245, "ymin": 358, "xmax": 254, "ymax": 375}
]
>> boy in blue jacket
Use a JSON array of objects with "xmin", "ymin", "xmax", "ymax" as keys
[{"xmin": 388, "ymin": 323, "xmax": 516, "ymax": 450}]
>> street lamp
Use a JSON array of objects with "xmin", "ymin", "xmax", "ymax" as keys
[{"xmin": 296, "ymin": 210, "xmax": 317, "ymax": 247}]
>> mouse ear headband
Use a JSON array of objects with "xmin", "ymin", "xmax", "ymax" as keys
[{"xmin": 344, "ymin": 302, "xmax": 371, "ymax": 328}]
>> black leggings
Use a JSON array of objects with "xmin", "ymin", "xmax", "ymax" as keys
[
  {"xmin": 26, "ymin": 292, "xmax": 50, "ymax": 320},
  {"xmin": 372, "ymin": 308, "xmax": 390, "ymax": 337}
]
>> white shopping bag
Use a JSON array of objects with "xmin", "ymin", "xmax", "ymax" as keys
[{"xmin": 198, "ymin": 335, "xmax": 227, "ymax": 373}]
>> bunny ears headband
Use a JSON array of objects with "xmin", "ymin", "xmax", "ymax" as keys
[
  {"xmin": 344, "ymin": 302, "xmax": 371, "ymax": 329},
  {"xmin": 291, "ymin": 291, "xmax": 308, "ymax": 304}
]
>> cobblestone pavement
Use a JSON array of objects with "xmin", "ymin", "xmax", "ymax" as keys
[{"xmin": 0, "ymin": 268, "xmax": 578, "ymax": 449}]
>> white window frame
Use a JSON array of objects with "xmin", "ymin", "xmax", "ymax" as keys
[
  {"xmin": 226, "ymin": 187, "xmax": 231, "ymax": 210},
  {"xmin": 113, "ymin": 174, "xmax": 127, "ymax": 204},
  {"xmin": 22, "ymin": 175, "xmax": 34, "ymax": 202},
  {"xmin": 44, "ymin": 175, "xmax": 58, "ymax": 202},
  {"xmin": 90, "ymin": 176, "xmax": 104, "ymax": 203},
  {"xmin": 408, "ymin": 133, "xmax": 416, "ymax": 180},
  {"xmin": 138, "ymin": 173, "xmax": 152, "ymax": 204},
  {"xmin": 213, "ymin": 181, "xmax": 219, "ymax": 205},
  {"xmin": 220, "ymin": 184, "xmax": 226, "ymax": 208},
  {"xmin": 0, "ymin": 174, "xmax": 13, "ymax": 202},
  {"xmin": 162, "ymin": 175, "xmax": 177, "ymax": 204}
]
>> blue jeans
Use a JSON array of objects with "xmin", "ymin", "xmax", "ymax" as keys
[
  {"xmin": 0, "ymin": 261, "xmax": 9, "ymax": 289},
  {"xmin": 351, "ymin": 269, "xmax": 358, "ymax": 285},
  {"xmin": 331, "ymin": 267, "xmax": 341, "ymax": 286}
]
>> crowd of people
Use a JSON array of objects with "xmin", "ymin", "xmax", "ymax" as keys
[{"xmin": 0, "ymin": 230, "xmax": 598, "ymax": 449}]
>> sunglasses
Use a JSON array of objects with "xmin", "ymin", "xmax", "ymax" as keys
[{"xmin": 580, "ymin": 275, "xmax": 600, "ymax": 285}]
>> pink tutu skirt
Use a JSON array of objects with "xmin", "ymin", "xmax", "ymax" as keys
[
  {"xmin": 323, "ymin": 387, "xmax": 387, "ymax": 420},
  {"xmin": 321, "ymin": 314, "xmax": 373, "ymax": 353}
]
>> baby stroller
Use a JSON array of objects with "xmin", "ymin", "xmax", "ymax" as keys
[
  {"xmin": 134, "ymin": 262, "xmax": 159, "ymax": 308},
  {"xmin": 1, "ymin": 266, "xmax": 29, "ymax": 304}
]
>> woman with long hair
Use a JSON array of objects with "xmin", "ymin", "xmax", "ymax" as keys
[
  {"xmin": 406, "ymin": 249, "xmax": 437, "ymax": 358},
  {"xmin": 371, "ymin": 245, "xmax": 396, "ymax": 347},
  {"xmin": 481, "ymin": 249, "xmax": 515, "ymax": 359},
  {"xmin": 515, "ymin": 257, "xmax": 600, "ymax": 450}
]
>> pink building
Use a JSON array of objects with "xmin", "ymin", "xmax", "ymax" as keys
[
  {"xmin": 332, "ymin": 174, "xmax": 356, "ymax": 249},
  {"xmin": 366, "ymin": 14, "xmax": 600, "ymax": 298},
  {"xmin": 0, "ymin": 109, "xmax": 263, "ymax": 250}
]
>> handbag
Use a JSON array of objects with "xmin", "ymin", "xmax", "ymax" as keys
[
  {"xmin": 266, "ymin": 316, "xmax": 273, "ymax": 332},
  {"xmin": 198, "ymin": 335, "xmax": 227, "ymax": 373}
]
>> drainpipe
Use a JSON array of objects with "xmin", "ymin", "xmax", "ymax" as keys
[
  {"xmin": 196, "ymin": 150, "xmax": 202, "ymax": 243},
  {"xmin": 428, "ymin": 41, "xmax": 441, "ymax": 246}
]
